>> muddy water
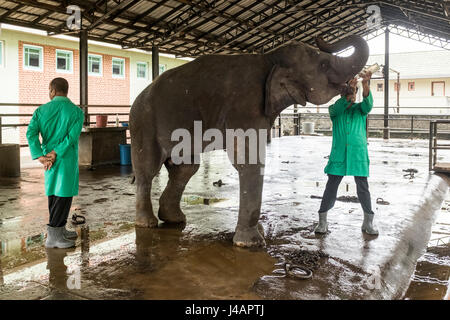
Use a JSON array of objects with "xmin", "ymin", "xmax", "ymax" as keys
[
  {"xmin": 1, "ymin": 136, "xmax": 450, "ymax": 299},
  {"xmin": 404, "ymin": 205, "xmax": 450, "ymax": 300}
]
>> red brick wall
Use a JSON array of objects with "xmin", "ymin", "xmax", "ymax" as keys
[{"xmin": 18, "ymin": 41, "xmax": 130, "ymax": 145}]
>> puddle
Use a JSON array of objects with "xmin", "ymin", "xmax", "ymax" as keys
[
  {"xmin": 181, "ymin": 195, "xmax": 227, "ymax": 205},
  {"xmin": 404, "ymin": 204, "xmax": 450, "ymax": 300},
  {"xmin": 0, "ymin": 137, "xmax": 448, "ymax": 299}
]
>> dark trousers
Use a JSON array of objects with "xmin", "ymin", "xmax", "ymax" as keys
[
  {"xmin": 319, "ymin": 174, "xmax": 374, "ymax": 215},
  {"xmin": 48, "ymin": 196, "xmax": 73, "ymax": 227}
]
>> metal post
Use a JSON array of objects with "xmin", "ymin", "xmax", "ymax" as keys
[
  {"xmin": 0, "ymin": 117, "xmax": 2, "ymax": 145},
  {"xmin": 278, "ymin": 116, "xmax": 281, "ymax": 137},
  {"xmin": 80, "ymin": 29, "xmax": 89, "ymax": 126},
  {"xmin": 433, "ymin": 122, "xmax": 438, "ymax": 168},
  {"xmin": 397, "ymin": 73, "xmax": 400, "ymax": 113},
  {"xmin": 293, "ymin": 104, "xmax": 298, "ymax": 135},
  {"xmin": 383, "ymin": 27, "xmax": 390, "ymax": 140},
  {"xmin": 152, "ymin": 46, "xmax": 159, "ymax": 81},
  {"xmin": 298, "ymin": 113, "xmax": 302, "ymax": 135},
  {"xmin": 429, "ymin": 122, "xmax": 433, "ymax": 171},
  {"xmin": 411, "ymin": 115, "xmax": 414, "ymax": 138}
]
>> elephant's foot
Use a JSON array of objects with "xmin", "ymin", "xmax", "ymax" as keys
[
  {"xmin": 135, "ymin": 210, "xmax": 158, "ymax": 228},
  {"xmin": 233, "ymin": 224, "xmax": 266, "ymax": 248},
  {"xmin": 158, "ymin": 204, "xmax": 186, "ymax": 224}
]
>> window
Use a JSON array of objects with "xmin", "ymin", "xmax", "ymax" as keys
[
  {"xmin": 159, "ymin": 64, "xmax": 166, "ymax": 74},
  {"xmin": 24, "ymin": 45, "xmax": 43, "ymax": 71},
  {"xmin": 377, "ymin": 83, "xmax": 383, "ymax": 92},
  {"xmin": 432, "ymin": 81, "xmax": 445, "ymax": 97},
  {"xmin": 56, "ymin": 49, "xmax": 73, "ymax": 73},
  {"xmin": 0, "ymin": 41, "xmax": 4, "ymax": 67},
  {"xmin": 408, "ymin": 82, "xmax": 415, "ymax": 91},
  {"xmin": 88, "ymin": 54, "xmax": 102, "ymax": 75},
  {"xmin": 394, "ymin": 82, "xmax": 401, "ymax": 92},
  {"xmin": 137, "ymin": 62, "xmax": 147, "ymax": 79},
  {"xmin": 112, "ymin": 57, "xmax": 125, "ymax": 78}
]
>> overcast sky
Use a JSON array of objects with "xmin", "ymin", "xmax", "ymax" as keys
[{"xmin": 366, "ymin": 32, "xmax": 444, "ymax": 55}]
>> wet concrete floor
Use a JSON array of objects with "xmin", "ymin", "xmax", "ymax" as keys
[{"xmin": 0, "ymin": 136, "xmax": 449, "ymax": 299}]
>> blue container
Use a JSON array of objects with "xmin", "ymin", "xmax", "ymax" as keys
[{"xmin": 119, "ymin": 144, "xmax": 131, "ymax": 166}]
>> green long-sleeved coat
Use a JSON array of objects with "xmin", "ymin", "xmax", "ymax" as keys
[
  {"xmin": 324, "ymin": 91, "xmax": 373, "ymax": 177},
  {"xmin": 26, "ymin": 96, "xmax": 84, "ymax": 197}
]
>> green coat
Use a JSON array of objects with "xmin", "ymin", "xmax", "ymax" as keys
[
  {"xmin": 324, "ymin": 91, "xmax": 373, "ymax": 177},
  {"xmin": 26, "ymin": 96, "xmax": 84, "ymax": 197}
]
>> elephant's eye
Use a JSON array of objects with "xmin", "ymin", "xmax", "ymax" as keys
[{"xmin": 321, "ymin": 61, "xmax": 328, "ymax": 69}]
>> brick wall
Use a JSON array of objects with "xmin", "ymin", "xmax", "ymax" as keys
[{"xmin": 18, "ymin": 41, "xmax": 130, "ymax": 145}]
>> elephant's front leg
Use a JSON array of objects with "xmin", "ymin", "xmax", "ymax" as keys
[{"xmin": 233, "ymin": 164, "xmax": 266, "ymax": 247}]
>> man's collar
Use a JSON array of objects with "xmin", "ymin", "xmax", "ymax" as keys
[{"xmin": 52, "ymin": 96, "xmax": 69, "ymax": 101}]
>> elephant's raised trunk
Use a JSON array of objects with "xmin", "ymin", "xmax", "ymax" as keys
[{"xmin": 316, "ymin": 35, "xmax": 369, "ymax": 83}]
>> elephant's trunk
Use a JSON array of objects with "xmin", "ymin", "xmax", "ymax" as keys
[{"xmin": 316, "ymin": 35, "xmax": 369, "ymax": 83}]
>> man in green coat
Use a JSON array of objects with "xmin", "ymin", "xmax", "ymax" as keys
[
  {"xmin": 315, "ymin": 71, "xmax": 379, "ymax": 235},
  {"xmin": 27, "ymin": 77, "xmax": 84, "ymax": 248}
]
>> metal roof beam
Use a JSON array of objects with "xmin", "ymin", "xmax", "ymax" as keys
[
  {"xmin": 380, "ymin": 0, "xmax": 450, "ymax": 23},
  {"xmin": 88, "ymin": 0, "xmax": 140, "ymax": 30}
]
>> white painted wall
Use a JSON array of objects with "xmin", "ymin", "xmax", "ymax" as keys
[
  {"xmin": 129, "ymin": 53, "xmax": 186, "ymax": 105},
  {"xmin": 0, "ymin": 30, "xmax": 20, "ymax": 143}
]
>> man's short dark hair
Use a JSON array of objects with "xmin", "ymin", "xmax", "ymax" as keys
[{"xmin": 50, "ymin": 77, "xmax": 69, "ymax": 95}]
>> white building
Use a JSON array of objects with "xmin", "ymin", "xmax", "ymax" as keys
[
  {"xmin": 367, "ymin": 50, "xmax": 450, "ymax": 114},
  {"xmin": 296, "ymin": 50, "xmax": 450, "ymax": 115}
]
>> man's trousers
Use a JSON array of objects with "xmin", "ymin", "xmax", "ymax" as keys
[{"xmin": 48, "ymin": 195, "xmax": 73, "ymax": 227}]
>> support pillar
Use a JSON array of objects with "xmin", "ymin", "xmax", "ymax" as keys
[
  {"xmin": 152, "ymin": 46, "xmax": 159, "ymax": 81},
  {"xmin": 80, "ymin": 29, "xmax": 89, "ymax": 126},
  {"xmin": 383, "ymin": 27, "xmax": 390, "ymax": 140}
]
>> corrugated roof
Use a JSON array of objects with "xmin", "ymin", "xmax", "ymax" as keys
[{"xmin": 0, "ymin": 0, "xmax": 448, "ymax": 57}]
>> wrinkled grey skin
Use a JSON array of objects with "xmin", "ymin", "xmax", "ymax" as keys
[{"xmin": 130, "ymin": 35, "xmax": 369, "ymax": 247}]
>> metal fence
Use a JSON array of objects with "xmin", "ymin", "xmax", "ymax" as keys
[
  {"xmin": 273, "ymin": 105, "xmax": 450, "ymax": 138},
  {"xmin": 0, "ymin": 103, "xmax": 131, "ymax": 147},
  {"xmin": 2, "ymin": 103, "xmax": 450, "ymax": 147}
]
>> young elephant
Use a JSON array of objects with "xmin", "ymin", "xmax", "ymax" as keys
[{"xmin": 130, "ymin": 35, "xmax": 369, "ymax": 248}]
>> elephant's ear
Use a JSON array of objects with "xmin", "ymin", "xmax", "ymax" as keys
[{"xmin": 265, "ymin": 65, "xmax": 307, "ymax": 118}]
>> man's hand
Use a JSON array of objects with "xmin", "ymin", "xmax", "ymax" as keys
[
  {"xmin": 46, "ymin": 150, "xmax": 56, "ymax": 163},
  {"xmin": 38, "ymin": 156, "xmax": 52, "ymax": 171},
  {"xmin": 348, "ymin": 77, "xmax": 358, "ymax": 89},
  {"xmin": 359, "ymin": 71, "xmax": 372, "ymax": 97},
  {"xmin": 37, "ymin": 151, "xmax": 56, "ymax": 171}
]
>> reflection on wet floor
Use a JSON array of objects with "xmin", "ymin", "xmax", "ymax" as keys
[{"xmin": 0, "ymin": 224, "xmax": 276, "ymax": 299}]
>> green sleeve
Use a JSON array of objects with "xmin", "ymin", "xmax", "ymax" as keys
[
  {"xmin": 329, "ymin": 97, "xmax": 351, "ymax": 118},
  {"xmin": 352, "ymin": 91, "xmax": 373, "ymax": 115},
  {"xmin": 26, "ymin": 110, "xmax": 44, "ymax": 160},
  {"xmin": 53, "ymin": 109, "xmax": 84, "ymax": 158}
]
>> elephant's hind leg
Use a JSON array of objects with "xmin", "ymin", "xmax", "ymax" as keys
[
  {"xmin": 135, "ymin": 174, "xmax": 158, "ymax": 228},
  {"xmin": 158, "ymin": 160, "xmax": 200, "ymax": 223},
  {"xmin": 133, "ymin": 143, "xmax": 163, "ymax": 228}
]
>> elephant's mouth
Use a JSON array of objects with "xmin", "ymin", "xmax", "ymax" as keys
[{"xmin": 283, "ymin": 82, "xmax": 307, "ymax": 106}]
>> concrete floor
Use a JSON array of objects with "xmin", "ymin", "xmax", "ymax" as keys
[{"xmin": 0, "ymin": 136, "xmax": 449, "ymax": 299}]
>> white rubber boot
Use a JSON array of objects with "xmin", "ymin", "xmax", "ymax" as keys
[
  {"xmin": 45, "ymin": 226, "xmax": 76, "ymax": 248},
  {"xmin": 63, "ymin": 227, "xmax": 78, "ymax": 240},
  {"xmin": 314, "ymin": 211, "xmax": 328, "ymax": 234},
  {"xmin": 361, "ymin": 212, "xmax": 379, "ymax": 235}
]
